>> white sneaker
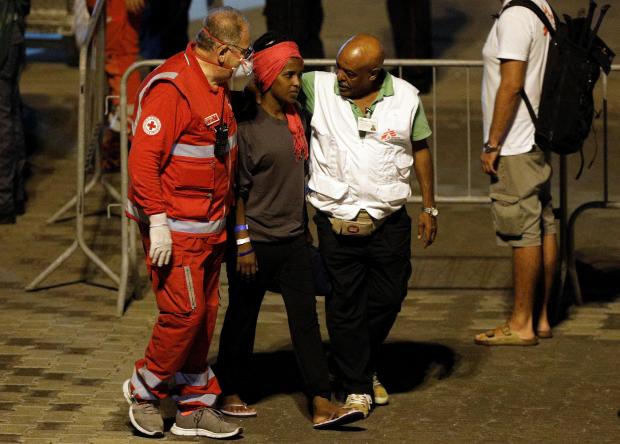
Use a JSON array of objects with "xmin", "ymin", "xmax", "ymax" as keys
[
  {"xmin": 343, "ymin": 393, "xmax": 372, "ymax": 418},
  {"xmin": 171, "ymin": 407, "xmax": 242, "ymax": 439},
  {"xmin": 372, "ymin": 373, "xmax": 389, "ymax": 405},
  {"xmin": 122, "ymin": 379, "xmax": 163, "ymax": 437}
]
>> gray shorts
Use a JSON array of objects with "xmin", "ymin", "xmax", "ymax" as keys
[{"xmin": 490, "ymin": 146, "xmax": 556, "ymax": 247}]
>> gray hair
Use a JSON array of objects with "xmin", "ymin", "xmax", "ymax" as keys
[{"xmin": 195, "ymin": 6, "xmax": 249, "ymax": 51}]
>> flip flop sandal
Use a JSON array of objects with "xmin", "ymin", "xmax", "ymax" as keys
[
  {"xmin": 220, "ymin": 403, "xmax": 257, "ymax": 417},
  {"xmin": 474, "ymin": 324, "xmax": 539, "ymax": 346},
  {"xmin": 313, "ymin": 409, "xmax": 364, "ymax": 429}
]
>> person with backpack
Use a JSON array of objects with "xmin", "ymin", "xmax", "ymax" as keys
[{"xmin": 476, "ymin": 0, "xmax": 558, "ymax": 346}]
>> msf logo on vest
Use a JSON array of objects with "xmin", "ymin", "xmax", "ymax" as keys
[{"xmin": 381, "ymin": 129, "xmax": 398, "ymax": 142}]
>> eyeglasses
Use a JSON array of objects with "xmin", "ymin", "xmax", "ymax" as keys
[
  {"xmin": 228, "ymin": 43, "xmax": 254, "ymax": 60},
  {"xmin": 202, "ymin": 28, "xmax": 254, "ymax": 60}
]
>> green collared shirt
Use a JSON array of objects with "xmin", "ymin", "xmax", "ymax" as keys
[{"xmin": 300, "ymin": 71, "xmax": 432, "ymax": 142}]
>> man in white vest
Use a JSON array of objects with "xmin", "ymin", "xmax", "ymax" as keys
[{"xmin": 300, "ymin": 34, "xmax": 437, "ymax": 417}]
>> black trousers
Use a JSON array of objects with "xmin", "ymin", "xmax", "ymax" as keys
[
  {"xmin": 264, "ymin": 0, "xmax": 324, "ymax": 58},
  {"xmin": 314, "ymin": 208, "xmax": 412, "ymax": 396},
  {"xmin": 139, "ymin": 0, "xmax": 191, "ymax": 59},
  {"xmin": 387, "ymin": 0, "xmax": 433, "ymax": 90},
  {"xmin": 0, "ymin": 26, "xmax": 26, "ymax": 217},
  {"xmin": 217, "ymin": 234, "xmax": 331, "ymax": 401}
]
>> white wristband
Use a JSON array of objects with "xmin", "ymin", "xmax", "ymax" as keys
[{"xmin": 236, "ymin": 237, "xmax": 251, "ymax": 246}]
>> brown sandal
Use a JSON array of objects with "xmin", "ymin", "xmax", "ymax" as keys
[
  {"xmin": 475, "ymin": 324, "xmax": 539, "ymax": 346},
  {"xmin": 220, "ymin": 402, "xmax": 257, "ymax": 417}
]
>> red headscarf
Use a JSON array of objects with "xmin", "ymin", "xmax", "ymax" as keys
[{"xmin": 252, "ymin": 41, "xmax": 308, "ymax": 161}]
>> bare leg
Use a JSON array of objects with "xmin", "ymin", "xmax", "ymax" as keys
[
  {"xmin": 537, "ymin": 233, "xmax": 558, "ymax": 334},
  {"xmin": 475, "ymin": 245, "xmax": 541, "ymax": 344},
  {"xmin": 507, "ymin": 245, "xmax": 541, "ymax": 339}
]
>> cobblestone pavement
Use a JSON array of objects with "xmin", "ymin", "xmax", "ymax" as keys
[{"xmin": 1, "ymin": 284, "xmax": 620, "ymax": 443}]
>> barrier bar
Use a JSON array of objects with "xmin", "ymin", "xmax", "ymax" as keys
[{"xmin": 25, "ymin": 0, "xmax": 119, "ymax": 291}]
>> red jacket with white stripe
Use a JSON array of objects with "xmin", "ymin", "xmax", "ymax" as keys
[{"xmin": 127, "ymin": 43, "xmax": 238, "ymax": 241}]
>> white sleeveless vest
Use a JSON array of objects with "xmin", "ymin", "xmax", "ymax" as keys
[{"xmin": 307, "ymin": 71, "xmax": 420, "ymax": 220}]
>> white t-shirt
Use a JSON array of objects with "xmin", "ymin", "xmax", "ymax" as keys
[{"xmin": 482, "ymin": 0, "xmax": 555, "ymax": 156}]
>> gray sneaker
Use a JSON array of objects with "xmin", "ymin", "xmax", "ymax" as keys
[
  {"xmin": 171, "ymin": 408, "xmax": 242, "ymax": 439},
  {"xmin": 122, "ymin": 379, "xmax": 164, "ymax": 437}
]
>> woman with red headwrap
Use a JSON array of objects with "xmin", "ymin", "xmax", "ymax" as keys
[{"xmin": 215, "ymin": 32, "xmax": 363, "ymax": 429}]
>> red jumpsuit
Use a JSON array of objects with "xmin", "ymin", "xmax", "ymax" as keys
[{"xmin": 126, "ymin": 42, "xmax": 238, "ymax": 410}]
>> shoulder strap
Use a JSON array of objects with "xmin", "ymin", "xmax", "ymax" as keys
[
  {"xmin": 519, "ymin": 89, "xmax": 538, "ymax": 124},
  {"xmin": 502, "ymin": 0, "xmax": 557, "ymax": 37},
  {"xmin": 501, "ymin": 1, "xmax": 558, "ymax": 124}
]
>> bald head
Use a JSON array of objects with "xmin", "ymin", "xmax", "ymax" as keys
[
  {"xmin": 336, "ymin": 34, "xmax": 385, "ymax": 99},
  {"xmin": 337, "ymin": 34, "xmax": 385, "ymax": 71}
]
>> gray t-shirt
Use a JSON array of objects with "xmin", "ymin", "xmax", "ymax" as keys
[{"xmin": 237, "ymin": 106, "xmax": 307, "ymax": 242}]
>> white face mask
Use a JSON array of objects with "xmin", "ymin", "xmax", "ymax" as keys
[{"xmin": 228, "ymin": 58, "xmax": 253, "ymax": 91}]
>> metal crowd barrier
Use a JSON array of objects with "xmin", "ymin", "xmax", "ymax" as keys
[
  {"xmin": 115, "ymin": 58, "xmax": 489, "ymax": 315},
  {"xmin": 303, "ymin": 60, "xmax": 619, "ymax": 314},
  {"xmin": 306, "ymin": 59, "xmax": 487, "ymax": 203},
  {"xmin": 25, "ymin": 0, "xmax": 121, "ymax": 293},
  {"xmin": 118, "ymin": 60, "xmax": 163, "ymax": 316},
  {"xmin": 567, "ymin": 65, "xmax": 620, "ymax": 306},
  {"xmin": 34, "ymin": 47, "xmax": 611, "ymax": 315}
]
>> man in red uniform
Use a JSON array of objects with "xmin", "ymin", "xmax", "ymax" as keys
[{"xmin": 122, "ymin": 6, "xmax": 253, "ymax": 439}]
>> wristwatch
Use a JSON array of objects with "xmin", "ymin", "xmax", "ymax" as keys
[
  {"xmin": 483, "ymin": 141, "xmax": 500, "ymax": 153},
  {"xmin": 422, "ymin": 206, "xmax": 439, "ymax": 217}
]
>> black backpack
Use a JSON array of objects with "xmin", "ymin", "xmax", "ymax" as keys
[{"xmin": 501, "ymin": 0, "xmax": 614, "ymax": 159}]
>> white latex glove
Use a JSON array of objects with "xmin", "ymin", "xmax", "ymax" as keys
[{"xmin": 148, "ymin": 213, "xmax": 172, "ymax": 267}]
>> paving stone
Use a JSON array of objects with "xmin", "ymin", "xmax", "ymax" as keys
[
  {"xmin": 62, "ymin": 424, "xmax": 102, "ymax": 434},
  {"xmin": 0, "ymin": 424, "xmax": 32, "ymax": 434},
  {"xmin": 45, "ymin": 364, "xmax": 84, "ymax": 374},
  {"xmin": 594, "ymin": 330, "xmax": 620, "ymax": 340},
  {"xmin": 56, "ymin": 436, "xmax": 94, "ymax": 444},
  {"xmin": 14, "ymin": 358, "xmax": 56, "ymax": 369},
  {"xmin": 0, "ymin": 401, "xmax": 17, "ymax": 412},
  {"xmin": 0, "ymin": 347, "xmax": 32, "ymax": 356},
  {"xmin": 21, "ymin": 428, "xmax": 67, "ymax": 440},
  {"xmin": 78, "ymin": 406, "xmax": 122, "ymax": 416},
  {"xmin": 89, "ymin": 438, "xmax": 136, "ymax": 444},
  {"xmin": 2, "ymin": 376, "xmax": 40, "ymax": 386},
  {"xmin": 0, "ymin": 393, "xmax": 25, "ymax": 404},
  {"xmin": 36, "ymin": 410, "xmax": 77, "ymax": 423}
]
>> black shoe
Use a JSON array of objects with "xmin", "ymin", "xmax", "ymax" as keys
[{"xmin": 0, "ymin": 213, "xmax": 16, "ymax": 224}]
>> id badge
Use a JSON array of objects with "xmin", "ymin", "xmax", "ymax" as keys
[{"xmin": 357, "ymin": 117, "xmax": 378, "ymax": 133}]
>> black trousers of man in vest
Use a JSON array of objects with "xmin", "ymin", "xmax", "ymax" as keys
[{"xmin": 314, "ymin": 207, "xmax": 412, "ymax": 396}]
